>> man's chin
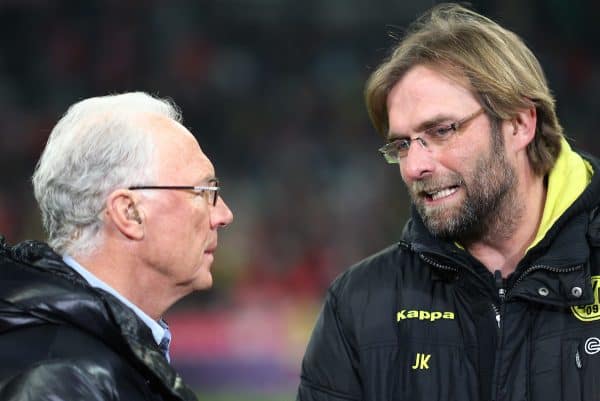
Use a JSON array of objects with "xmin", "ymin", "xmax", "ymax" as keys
[
  {"xmin": 420, "ymin": 203, "xmax": 459, "ymax": 225},
  {"xmin": 193, "ymin": 272, "xmax": 213, "ymax": 291},
  {"xmin": 419, "ymin": 206, "xmax": 465, "ymax": 239},
  {"xmin": 189, "ymin": 259, "xmax": 215, "ymax": 291}
]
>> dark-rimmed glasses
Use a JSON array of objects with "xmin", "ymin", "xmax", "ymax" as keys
[
  {"xmin": 128, "ymin": 181, "xmax": 220, "ymax": 206},
  {"xmin": 378, "ymin": 108, "xmax": 485, "ymax": 164}
]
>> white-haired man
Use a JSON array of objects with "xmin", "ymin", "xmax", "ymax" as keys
[{"xmin": 0, "ymin": 92, "xmax": 233, "ymax": 400}]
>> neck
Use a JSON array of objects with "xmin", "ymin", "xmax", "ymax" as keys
[
  {"xmin": 465, "ymin": 172, "xmax": 546, "ymax": 278},
  {"xmin": 73, "ymin": 242, "xmax": 171, "ymax": 321}
]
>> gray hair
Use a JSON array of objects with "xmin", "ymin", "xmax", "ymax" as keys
[{"xmin": 32, "ymin": 92, "xmax": 182, "ymax": 255}]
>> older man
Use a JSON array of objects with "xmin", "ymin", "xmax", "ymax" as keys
[
  {"xmin": 0, "ymin": 92, "xmax": 233, "ymax": 400},
  {"xmin": 298, "ymin": 4, "xmax": 600, "ymax": 401}
]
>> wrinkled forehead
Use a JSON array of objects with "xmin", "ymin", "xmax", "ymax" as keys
[
  {"xmin": 392, "ymin": 62, "xmax": 474, "ymax": 97},
  {"xmin": 387, "ymin": 65, "xmax": 479, "ymax": 125}
]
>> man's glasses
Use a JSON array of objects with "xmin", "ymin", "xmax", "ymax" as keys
[
  {"xmin": 378, "ymin": 108, "xmax": 484, "ymax": 164},
  {"xmin": 128, "ymin": 181, "xmax": 220, "ymax": 206}
]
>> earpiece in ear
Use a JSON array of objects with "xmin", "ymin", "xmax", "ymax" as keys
[{"xmin": 128, "ymin": 206, "xmax": 142, "ymax": 224}]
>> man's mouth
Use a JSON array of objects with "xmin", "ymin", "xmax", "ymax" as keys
[
  {"xmin": 204, "ymin": 244, "xmax": 217, "ymax": 254},
  {"xmin": 422, "ymin": 186, "xmax": 460, "ymax": 201}
]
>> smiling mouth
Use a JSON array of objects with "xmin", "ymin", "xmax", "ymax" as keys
[{"xmin": 422, "ymin": 186, "xmax": 460, "ymax": 201}]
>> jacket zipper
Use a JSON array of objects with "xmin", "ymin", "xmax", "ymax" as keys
[
  {"xmin": 491, "ymin": 270, "xmax": 506, "ymax": 401},
  {"xmin": 489, "ymin": 264, "xmax": 581, "ymax": 401},
  {"xmin": 407, "ymin": 238, "xmax": 586, "ymax": 401},
  {"xmin": 417, "ymin": 250, "xmax": 496, "ymax": 296},
  {"xmin": 417, "ymin": 251, "xmax": 508, "ymax": 401},
  {"xmin": 418, "ymin": 253, "xmax": 460, "ymax": 274},
  {"xmin": 493, "ymin": 270, "xmax": 506, "ymax": 328},
  {"xmin": 505, "ymin": 263, "xmax": 583, "ymax": 299}
]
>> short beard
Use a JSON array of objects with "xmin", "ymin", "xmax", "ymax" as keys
[{"xmin": 411, "ymin": 122, "xmax": 521, "ymax": 243}]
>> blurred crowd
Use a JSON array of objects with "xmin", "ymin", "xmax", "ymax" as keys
[{"xmin": 0, "ymin": 0, "xmax": 599, "ymax": 396}]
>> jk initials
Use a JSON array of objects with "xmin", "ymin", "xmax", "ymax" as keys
[{"xmin": 411, "ymin": 353, "xmax": 431, "ymax": 370}]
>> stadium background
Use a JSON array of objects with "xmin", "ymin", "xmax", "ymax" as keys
[{"xmin": 0, "ymin": 1, "xmax": 598, "ymax": 399}]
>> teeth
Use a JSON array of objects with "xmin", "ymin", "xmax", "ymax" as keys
[{"xmin": 429, "ymin": 187, "xmax": 458, "ymax": 200}]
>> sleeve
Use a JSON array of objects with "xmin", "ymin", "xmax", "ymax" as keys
[
  {"xmin": 297, "ymin": 289, "xmax": 363, "ymax": 401},
  {"xmin": 0, "ymin": 361, "xmax": 118, "ymax": 401}
]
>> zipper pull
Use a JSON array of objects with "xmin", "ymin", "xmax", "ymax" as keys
[
  {"xmin": 575, "ymin": 348, "xmax": 583, "ymax": 369},
  {"xmin": 492, "ymin": 304, "xmax": 502, "ymax": 328},
  {"xmin": 494, "ymin": 270, "xmax": 506, "ymax": 302},
  {"xmin": 493, "ymin": 270, "xmax": 505, "ymax": 329}
]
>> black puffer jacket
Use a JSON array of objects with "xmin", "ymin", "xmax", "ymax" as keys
[
  {"xmin": 0, "ymin": 239, "xmax": 197, "ymax": 401},
  {"xmin": 298, "ymin": 153, "xmax": 600, "ymax": 401}
]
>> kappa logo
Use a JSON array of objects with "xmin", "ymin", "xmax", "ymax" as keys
[
  {"xmin": 397, "ymin": 309, "xmax": 455, "ymax": 322},
  {"xmin": 571, "ymin": 276, "xmax": 600, "ymax": 322}
]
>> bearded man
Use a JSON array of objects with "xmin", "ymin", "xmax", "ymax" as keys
[{"xmin": 297, "ymin": 4, "xmax": 600, "ymax": 401}]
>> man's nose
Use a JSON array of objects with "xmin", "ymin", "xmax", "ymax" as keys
[
  {"xmin": 400, "ymin": 139, "xmax": 435, "ymax": 183},
  {"xmin": 211, "ymin": 197, "xmax": 234, "ymax": 228}
]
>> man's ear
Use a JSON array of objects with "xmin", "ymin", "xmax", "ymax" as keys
[
  {"xmin": 509, "ymin": 105, "xmax": 537, "ymax": 152},
  {"xmin": 105, "ymin": 189, "xmax": 145, "ymax": 240}
]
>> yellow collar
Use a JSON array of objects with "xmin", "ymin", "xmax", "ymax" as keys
[{"xmin": 528, "ymin": 138, "xmax": 592, "ymax": 250}]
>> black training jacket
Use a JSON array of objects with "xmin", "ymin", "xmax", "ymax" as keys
[
  {"xmin": 0, "ymin": 239, "xmax": 197, "ymax": 401},
  {"xmin": 298, "ymin": 153, "xmax": 600, "ymax": 401}
]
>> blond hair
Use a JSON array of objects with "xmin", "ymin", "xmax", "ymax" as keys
[{"xmin": 365, "ymin": 3, "xmax": 562, "ymax": 175}]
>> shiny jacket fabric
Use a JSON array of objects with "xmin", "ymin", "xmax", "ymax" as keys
[
  {"xmin": 0, "ymin": 239, "xmax": 197, "ymax": 401},
  {"xmin": 298, "ymin": 154, "xmax": 600, "ymax": 401}
]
